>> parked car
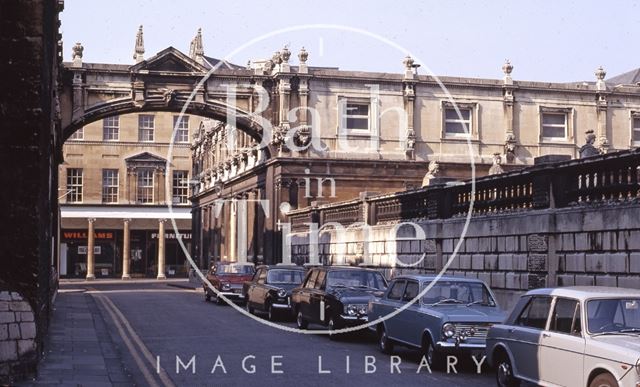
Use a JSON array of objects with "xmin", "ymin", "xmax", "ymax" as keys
[
  {"xmin": 203, "ymin": 262, "xmax": 255, "ymax": 305},
  {"xmin": 369, "ymin": 275, "xmax": 506, "ymax": 367},
  {"xmin": 243, "ymin": 265, "xmax": 306, "ymax": 320},
  {"xmin": 486, "ymin": 286, "xmax": 640, "ymax": 387},
  {"xmin": 291, "ymin": 266, "xmax": 387, "ymax": 336}
]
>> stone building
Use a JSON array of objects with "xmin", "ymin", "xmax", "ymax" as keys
[
  {"xmin": 190, "ymin": 47, "xmax": 640, "ymax": 268},
  {"xmin": 59, "ymin": 111, "xmax": 200, "ymax": 279}
]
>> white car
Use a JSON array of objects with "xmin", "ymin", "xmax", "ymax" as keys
[{"xmin": 486, "ymin": 286, "xmax": 640, "ymax": 387}]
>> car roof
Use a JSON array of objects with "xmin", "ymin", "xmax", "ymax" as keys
[
  {"xmin": 525, "ymin": 286, "xmax": 640, "ymax": 300},
  {"xmin": 313, "ymin": 265, "xmax": 383, "ymax": 273},
  {"xmin": 393, "ymin": 274, "xmax": 486, "ymax": 284},
  {"xmin": 217, "ymin": 261, "xmax": 255, "ymax": 266},
  {"xmin": 256, "ymin": 265, "xmax": 305, "ymax": 270}
]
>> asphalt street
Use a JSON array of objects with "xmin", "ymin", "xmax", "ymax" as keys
[{"xmin": 62, "ymin": 281, "xmax": 498, "ymax": 387}]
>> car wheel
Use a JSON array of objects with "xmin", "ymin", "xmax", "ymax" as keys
[
  {"xmin": 204, "ymin": 289, "xmax": 211, "ymax": 302},
  {"xmin": 422, "ymin": 336, "xmax": 443, "ymax": 369},
  {"xmin": 296, "ymin": 309, "xmax": 308, "ymax": 330},
  {"xmin": 377, "ymin": 325, "xmax": 394, "ymax": 354},
  {"xmin": 327, "ymin": 317, "xmax": 339, "ymax": 340},
  {"xmin": 246, "ymin": 301, "xmax": 254, "ymax": 315},
  {"xmin": 589, "ymin": 373, "xmax": 617, "ymax": 387},
  {"xmin": 215, "ymin": 293, "xmax": 225, "ymax": 305},
  {"xmin": 268, "ymin": 304, "xmax": 277, "ymax": 321},
  {"xmin": 496, "ymin": 355, "xmax": 520, "ymax": 387}
]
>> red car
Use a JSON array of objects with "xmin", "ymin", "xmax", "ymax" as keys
[{"xmin": 204, "ymin": 262, "xmax": 255, "ymax": 305}]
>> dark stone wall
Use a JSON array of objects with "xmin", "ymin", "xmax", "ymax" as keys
[{"xmin": 0, "ymin": 0, "xmax": 62, "ymax": 382}]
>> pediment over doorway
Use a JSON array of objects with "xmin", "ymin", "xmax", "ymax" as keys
[{"xmin": 130, "ymin": 47, "xmax": 208, "ymax": 74}]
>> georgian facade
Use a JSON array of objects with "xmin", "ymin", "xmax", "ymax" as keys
[
  {"xmin": 190, "ymin": 46, "xmax": 640, "ymax": 268},
  {"xmin": 59, "ymin": 111, "xmax": 199, "ymax": 278}
]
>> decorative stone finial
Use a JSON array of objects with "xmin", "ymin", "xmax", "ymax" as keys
[
  {"xmin": 72, "ymin": 42, "xmax": 83, "ymax": 67},
  {"xmin": 595, "ymin": 65, "xmax": 607, "ymax": 91},
  {"xmin": 298, "ymin": 47, "xmax": 309, "ymax": 74},
  {"xmin": 190, "ymin": 28, "xmax": 205, "ymax": 65},
  {"xmin": 281, "ymin": 46, "xmax": 291, "ymax": 63},
  {"xmin": 403, "ymin": 55, "xmax": 414, "ymax": 70},
  {"xmin": 422, "ymin": 160, "xmax": 441, "ymax": 187},
  {"xmin": 502, "ymin": 59, "xmax": 513, "ymax": 85},
  {"xmin": 488, "ymin": 153, "xmax": 505, "ymax": 175},
  {"xmin": 579, "ymin": 130, "xmax": 601, "ymax": 158},
  {"xmin": 133, "ymin": 25, "xmax": 145, "ymax": 63},
  {"xmin": 502, "ymin": 59, "xmax": 513, "ymax": 75},
  {"xmin": 298, "ymin": 47, "xmax": 308, "ymax": 63}
]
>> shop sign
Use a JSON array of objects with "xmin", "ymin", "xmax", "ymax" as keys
[
  {"xmin": 63, "ymin": 231, "xmax": 114, "ymax": 240},
  {"xmin": 150, "ymin": 232, "xmax": 192, "ymax": 240}
]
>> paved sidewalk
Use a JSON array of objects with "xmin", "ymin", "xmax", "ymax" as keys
[{"xmin": 17, "ymin": 290, "xmax": 134, "ymax": 387}]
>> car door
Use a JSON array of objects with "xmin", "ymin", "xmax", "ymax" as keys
[
  {"xmin": 506, "ymin": 296, "xmax": 552, "ymax": 382},
  {"xmin": 309, "ymin": 270, "xmax": 327, "ymax": 323},
  {"xmin": 245, "ymin": 269, "xmax": 260, "ymax": 306},
  {"xmin": 382, "ymin": 280, "xmax": 406, "ymax": 340},
  {"xmin": 397, "ymin": 280, "xmax": 422, "ymax": 345},
  {"xmin": 298, "ymin": 270, "xmax": 318, "ymax": 320},
  {"xmin": 538, "ymin": 297, "xmax": 585, "ymax": 387},
  {"xmin": 254, "ymin": 269, "xmax": 268, "ymax": 310}
]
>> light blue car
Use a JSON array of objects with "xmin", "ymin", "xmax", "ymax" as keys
[{"xmin": 369, "ymin": 274, "xmax": 507, "ymax": 367}]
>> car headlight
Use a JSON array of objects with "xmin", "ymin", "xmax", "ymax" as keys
[
  {"xmin": 345, "ymin": 304, "xmax": 367, "ymax": 316},
  {"xmin": 277, "ymin": 289, "xmax": 287, "ymax": 298},
  {"xmin": 442, "ymin": 323, "xmax": 456, "ymax": 338},
  {"xmin": 221, "ymin": 283, "xmax": 231, "ymax": 290}
]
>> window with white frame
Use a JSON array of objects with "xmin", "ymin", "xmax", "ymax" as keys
[
  {"xmin": 66, "ymin": 168, "xmax": 83, "ymax": 203},
  {"xmin": 102, "ymin": 169, "xmax": 119, "ymax": 203},
  {"xmin": 136, "ymin": 169, "xmax": 154, "ymax": 204},
  {"xmin": 541, "ymin": 112, "xmax": 568, "ymax": 140},
  {"xmin": 103, "ymin": 116, "xmax": 119, "ymax": 141},
  {"xmin": 138, "ymin": 115, "xmax": 155, "ymax": 142},
  {"xmin": 345, "ymin": 103, "xmax": 370, "ymax": 131},
  {"xmin": 444, "ymin": 107, "xmax": 473, "ymax": 137},
  {"xmin": 173, "ymin": 116, "xmax": 190, "ymax": 143},
  {"xmin": 68, "ymin": 127, "xmax": 84, "ymax": 140},
  {"xmin": 172, "ymin": 170, "xmax": 189, "ymax": 204},
  {"xmin": 632, "ymin": 115, "xmax": 640, "ymax": 146}
]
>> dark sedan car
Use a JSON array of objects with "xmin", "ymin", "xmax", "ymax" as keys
[
  {"xmin": 291, "ymin": 266, "xmax": 387, "ymax": 336},
  {"xmin": 203, "ymin": 262, "xmax": 255, "ymax": 305},
  {"xmin": 243, "ymin": 265, "xmax": 306, "ymax": 320}
]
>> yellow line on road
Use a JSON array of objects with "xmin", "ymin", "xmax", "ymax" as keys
[{"xmin": 89, "ymin": 288, "xmax": 176, "ymax": 387}]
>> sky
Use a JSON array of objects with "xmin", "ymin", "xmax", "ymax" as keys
[{"xmin": 60, "ymin": 0, "xmax": 640, "ymax": 83}]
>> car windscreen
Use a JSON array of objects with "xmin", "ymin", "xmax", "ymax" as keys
[
  {"xmin": 326, "ymin": 270, "xmax": 386, "ymax": 290},
  {"xmin": 587, "ymin": 298, "xmax": 640, "ymax": 334},
  {"xmin": 216, "ymin": 264, "xmax": 254, "ymax": 275},
  {"xmin": 421, "ymin": 281, "xmax": 496, "ymax": 306},
  {"xmin": 267, "ymin": 269, "xmax": 305, "ymax": 285}
]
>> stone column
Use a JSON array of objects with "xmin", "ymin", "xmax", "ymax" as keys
[
  {"xmin": 157, "ymin": 219, "xmax": 167, "ymax": 279},
  {"xmin": 236, "ymin": 195, "xmax": 248, "ymax": 263},
  {"xmin": 228, "ymin": 199, "xmax": 237, "ymax": 262},
  {"xmin": 122, "ymin": 219, "xmax": 131, "ymax": 279},
  {"xmin": 86, "ymin": 218, "xmax": 96, "ymax": 280}
]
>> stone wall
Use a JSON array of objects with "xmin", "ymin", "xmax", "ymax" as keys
[
  {"xmin": 289, "ymin": 150, "xmax": 640, "ymax": 311},
  {"xmin": 0, "ymin": 0, "xmax": 62, "ymax": 382},
  {"xmin": 291, "ymin": 203, "xmax": 640, "ymax": 310}
]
